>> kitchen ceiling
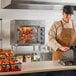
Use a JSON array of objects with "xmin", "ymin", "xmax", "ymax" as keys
[{"xmin": 2, "ymin": 0, "xmax": 76, "ymax": 10}]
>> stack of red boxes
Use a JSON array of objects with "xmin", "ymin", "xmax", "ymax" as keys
[{"xmin": 0, "ymin": 49, "xmax": 21, "ymax": 72}]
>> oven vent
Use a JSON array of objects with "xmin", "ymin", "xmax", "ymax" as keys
[{"xmin": 2, "ymin": 0, "xmax": 76, "ymax": 10}]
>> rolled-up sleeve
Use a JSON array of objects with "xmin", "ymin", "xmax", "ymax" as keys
[{"xmin": 48, "ymin": 22, "xmax": 62, "ymax": 51}]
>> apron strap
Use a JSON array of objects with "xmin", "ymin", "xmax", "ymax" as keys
[
  {"xmin": 72, "ymin": 20, "xmax": 75, "ymax": 30},
  {"xmin": 60, "ymin": 21, "xmax": 64, "ymax": 31}
]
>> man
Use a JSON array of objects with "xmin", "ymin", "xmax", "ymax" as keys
[{"xmin": 48, "ymin": 5, "xmax": 76, "ymax": 61}]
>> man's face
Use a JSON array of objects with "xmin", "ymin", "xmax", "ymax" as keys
[{"xmin": 63, "ymin": 12, "xmax": 73, "ymax": 22}]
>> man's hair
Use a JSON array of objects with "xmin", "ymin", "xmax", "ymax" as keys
[{"xmin": 63, "ymin": 5, "xmax": 74, "ymax": 14}]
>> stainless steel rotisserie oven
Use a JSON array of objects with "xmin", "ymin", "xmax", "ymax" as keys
[{"xmin": 10, "ymin": 20, "xmax": 45, "ymax": 46}]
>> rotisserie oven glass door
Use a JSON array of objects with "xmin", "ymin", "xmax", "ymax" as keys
[{"xmin": 18, "ymin": 26, "xmax": 39, "ymax": 45}]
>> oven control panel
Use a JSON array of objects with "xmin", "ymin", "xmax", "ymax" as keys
[{"xmin": 39, "ymin": 27, "xmax": 45, "ymax": 44}]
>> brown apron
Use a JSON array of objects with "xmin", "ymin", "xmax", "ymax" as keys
[{"xmin": 52, "ymin": 21, "xmax": 76, "ymax": 61}]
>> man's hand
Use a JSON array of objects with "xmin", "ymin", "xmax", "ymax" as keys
[{"xmin": 59, "ymin": 46, "xmax": 70, "ymax": 52}]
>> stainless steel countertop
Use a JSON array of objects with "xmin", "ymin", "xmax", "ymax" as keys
[{"xmin": 0, "ymin": 61, "xmax": 76, "ymax": 75}]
